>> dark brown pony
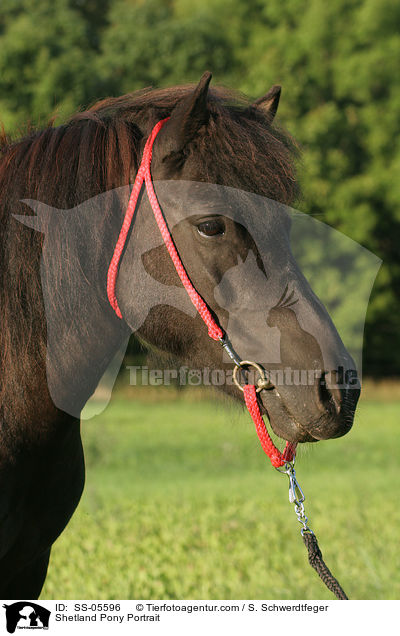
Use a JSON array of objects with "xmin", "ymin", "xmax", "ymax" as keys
[{"xmin": 0, "ymin": 74, "xmax": 359, "ymax": 598}]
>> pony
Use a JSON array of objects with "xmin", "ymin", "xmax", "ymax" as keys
[{"xmin": 0, "ymin": 73, "xmax": 359, "ymax": 598}]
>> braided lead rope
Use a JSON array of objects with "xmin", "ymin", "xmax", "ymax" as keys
[
  {"xmin": 278, "ymin": 460, "xmax": 349, "ymax": 599},
  {"xmin": 302, "ymin": 532, "xmax": 348, "ymax": 600}
]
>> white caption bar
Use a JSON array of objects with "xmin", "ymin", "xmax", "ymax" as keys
[{"xmin": 0, "ymin": 600, "xmax": 396, "ymax": 635}]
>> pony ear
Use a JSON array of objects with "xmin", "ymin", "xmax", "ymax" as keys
[
  {"xmin": 251, "ymin": 85, "xmax": 281, "ymax": 120},
  {"xmin": 156, "ymin": 71, "xmax": 212, "ymax": 158},
  {"xmin": 13, "ymin": 200, "xmax": 55, "ymax": 232}
]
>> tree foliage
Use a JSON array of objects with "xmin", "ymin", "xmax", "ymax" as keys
[{"xmin": 0, "ymin": 0, "xmax": 398, "ymax": 374}]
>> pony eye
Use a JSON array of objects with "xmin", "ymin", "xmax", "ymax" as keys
[{"xmin": 197, "ymin": 218, "xmax": 225, "ymax": 237}]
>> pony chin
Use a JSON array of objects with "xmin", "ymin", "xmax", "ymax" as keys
[{"xmin": 259, "ymin": 389, "xmax": 318, "ymax": 444}]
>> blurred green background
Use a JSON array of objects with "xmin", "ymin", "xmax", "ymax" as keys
[
  {"xmin": 42, "ymin": 385, "xmax": 400, "ymax": 599},
  {"xmin": 1, "ymin": 0, "xmax": 399, "ymax": 374},
  {"xmin": 1, "ymin": 0, "xmax": 399, "ymax": 600}
]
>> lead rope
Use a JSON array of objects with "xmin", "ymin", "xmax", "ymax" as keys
[
  {"xmin": 107, "ymin": 118, "xmax": 348, "ymax": 599},
  {"xmin": 277, "ymin": 461, "xmax": 348, "ymax": 599},
  {"xmin": 244, "ymin": 384, "xmax": 348, "ymax": 599}
]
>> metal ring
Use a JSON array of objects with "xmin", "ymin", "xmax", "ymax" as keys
[{"xmin": 232, "ymin": 360, "xmax": 273, "ymax": 393}]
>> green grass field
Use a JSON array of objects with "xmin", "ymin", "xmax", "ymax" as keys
[{"xmin": 41, "ymin": 389, "xmax": 400, "ymax": 600}]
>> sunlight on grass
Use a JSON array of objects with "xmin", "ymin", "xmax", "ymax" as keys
[{"xmin": 42, "ymin": 393, "xmax": 400, "ymax": 600}]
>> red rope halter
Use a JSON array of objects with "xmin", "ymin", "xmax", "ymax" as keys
[{"xmin": 107, "ymin": 118, "xmax": 295, "ymax": 468}]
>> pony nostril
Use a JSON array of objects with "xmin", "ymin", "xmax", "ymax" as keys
[{"xmin": 318, "ymin": 372, "xmax": 341, "ymax": 416}]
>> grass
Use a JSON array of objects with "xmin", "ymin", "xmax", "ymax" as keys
[{"xmin": 41, "ymin": 388, "xmax": 400, "ymax": 600}]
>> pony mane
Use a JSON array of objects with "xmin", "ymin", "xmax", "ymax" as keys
[
  {"xmin": 1, "ymin": 83, "xmax": 299, "ymax": 207},
  {"xmin": 0, "ymin": 83, "xmax": 300, "ymax": 419}
]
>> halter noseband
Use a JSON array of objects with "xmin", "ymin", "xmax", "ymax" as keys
[{"xmin": 107, "ymin": 117, "xmax": 295, "ymax": 468}]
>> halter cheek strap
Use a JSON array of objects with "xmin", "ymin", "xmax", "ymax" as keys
[
  {"xmin": 107, "ymin": 117, "xmax": 222, "ymax": 340},
  {"xmin": 107, "ymin": 118, "xmax": 295, "ymax": 468}
]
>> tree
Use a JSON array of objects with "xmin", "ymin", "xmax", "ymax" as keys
[
  {"xmin": 237, "ymin": 0, "xmax": 400, "ymax": 375},
  {"xmin": 0, "ymin": 0, "xmax": 100, "ymax": 131},
  {"xmin": 97, "ymin": 0, "xmax": 234, "ymax": 95},
  {"xmin": 1, "ymin": 0, "xmax": 398, "ymax": 374}
]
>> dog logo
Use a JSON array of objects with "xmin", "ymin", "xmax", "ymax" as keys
[{"xmin": 3, "ymin": 602, "xmax": 50, "ymax": 633}]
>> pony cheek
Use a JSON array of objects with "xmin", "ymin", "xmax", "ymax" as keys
[
  {"xmin": 114, "ymin": 266, "xmax": 145, "ymax": 331},
  {"xmin": 115, "ymin": 249, "xmax": 198, "ymax": 339}
]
